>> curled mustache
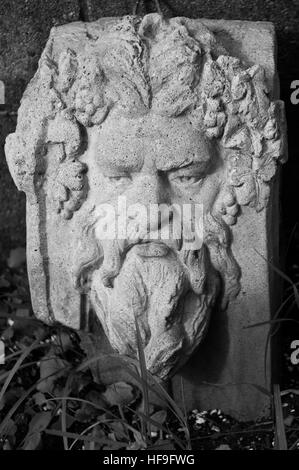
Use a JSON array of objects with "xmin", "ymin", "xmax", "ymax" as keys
[{"xmin": 72, "ymin": 206, "xmax": 240, "ymax": 306}]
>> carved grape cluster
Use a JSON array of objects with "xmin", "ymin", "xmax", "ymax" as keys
[
  {"xmin": 74, "ymin": 86, "xmax": 109, "ymax": 126},
  {"xmin": 199, "ymin": 54, "xmax": 286, "ymax": 213},
  {"xmin": 39, "ymin": 48, "xmax": 113, "ymax": 219},
  {"xmin": 37, "ymin": 17, "xmax": 286, "ymax": 221}
]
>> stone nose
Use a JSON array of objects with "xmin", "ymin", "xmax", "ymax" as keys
[
  {"xmin": 125, "ymin": 173, "xmax": 170, "ymax": 234},
  {"xmin": 127, "ymin": 173, "xmax": 167, "ymax": 207}
]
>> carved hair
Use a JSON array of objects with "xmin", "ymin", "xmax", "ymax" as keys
[{"xmin": 6, "ymin": 14, "xmax": 286, "ymax": 220}]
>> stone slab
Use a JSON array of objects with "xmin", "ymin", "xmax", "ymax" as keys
[{"xmin": 4, "ymin": 14, "xmax": 286, "ymax": 421}]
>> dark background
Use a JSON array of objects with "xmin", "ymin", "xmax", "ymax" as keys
[{"xmin": 0, "ymin": 0, "xmax": 298, "ymax": 267}]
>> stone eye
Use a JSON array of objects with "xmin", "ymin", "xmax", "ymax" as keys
[
  {"xmin": 170, "ymin": 174, "xmax": 203, "ymax": 185},
  {"xmin": 107, "ymin": 175, "xmax": 131, "ymax": 184},
  {"xmin": 178, "ymin": 176, "xmax": 194, "ymax": 183}
]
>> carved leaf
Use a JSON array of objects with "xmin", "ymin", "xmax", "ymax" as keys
[
  {"xmin": 57, "ymin": 48, "xmax": 78, "ymax": 93},
  {"xmin": 234, "ymin": 177, "xmax": 257, "ymax": 206}
]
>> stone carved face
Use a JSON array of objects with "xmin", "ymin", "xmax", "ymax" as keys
[
  {"xmin": 5, "ymin": 14, "xmax": 286, "ymax": 380},
  {"xmin": 80, "ymin": 113, "xmax": 228, "ymax": 378}
]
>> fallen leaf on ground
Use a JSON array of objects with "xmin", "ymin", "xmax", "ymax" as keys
[{"xmin": 103, "ymin": 381, "xmax": 135, "ymax": 406}]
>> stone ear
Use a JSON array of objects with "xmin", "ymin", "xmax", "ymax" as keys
[{"xmin": 5, "ymin": 133, "xmax": 25, "ymax": 192}]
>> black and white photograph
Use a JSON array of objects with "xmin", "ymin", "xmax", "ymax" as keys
[{"xmin": 0, "ymin": 0, "xmax": 299, "ymax": 458}]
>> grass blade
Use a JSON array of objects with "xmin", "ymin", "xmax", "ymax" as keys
[
  {"xmin": 273, "ymin": 384, "xmax": 287, "ymax": 450},
  {"xmin": 0, "ymin": 335, "xmax": 45, "ymax": 404},
  {"xmin": 131, "ymin": 305, "xmax": 150, "ymax": 441},
  {"xmin": 0, "ymin": 368, "xmax": 67, "ymax": 436}
]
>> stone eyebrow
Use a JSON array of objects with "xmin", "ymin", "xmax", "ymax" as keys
[
  {"xmin": 155, "ymin": 157, "xmax": 195, "ymax": 172},
  {"xmin": 101, "ymin": 158, "xmax": 143, "ymax": 175},
  {"xmin": 156, "ymin": 159, "xmax": 210, "ymax": 173}
]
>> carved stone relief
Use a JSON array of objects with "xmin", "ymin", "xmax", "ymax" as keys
[{"xmin": 5, "ymin": 14, "xmax": 286, "ymax": 381}]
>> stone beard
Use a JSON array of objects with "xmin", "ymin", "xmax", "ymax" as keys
[
  {"xmin": 5, "ymin": 13, "xmax": 286, "ymax": 382},
  {"xmin": 73, "ymin": 114, "xmax": 240, "ymax": 380}
]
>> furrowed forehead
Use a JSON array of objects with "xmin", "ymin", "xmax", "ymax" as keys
[
  {"xmin": 95, "ymin": 113, "xmax": 212, "ymax": 173},
  {"xmin": 152, "ymin": 126, "xmax": 213, "ymax": 171}
]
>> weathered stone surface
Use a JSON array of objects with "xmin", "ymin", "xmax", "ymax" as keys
[
  {"xmin": 1, "ymin": 0, "xmax": 299, "ymax": 266},
  {"xmin": 5, "ymin": 14, "xmax": 286, "ymax": 418},
  {"xmin": 0, "ymin": 0, "xmax": 80, "ymax": 266},
  {"xmin": 171, "ymin": 19, "xmax": 284, "ymax": 420}
]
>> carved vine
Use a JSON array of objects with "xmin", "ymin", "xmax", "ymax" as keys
[{"xmin": 23, "ymin": 13, "xmax": 285, "ymax": 221}]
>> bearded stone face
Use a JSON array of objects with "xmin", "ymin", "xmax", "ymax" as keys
[
  {"xmin": 4, "ymin": 12, "xmax": 286, "ymax": 418},
  {"xmin": 74, "ymin": 112, "xmax": 239, "ymax": 380}
]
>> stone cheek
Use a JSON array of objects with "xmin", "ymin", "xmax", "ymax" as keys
[{"xmin": 5, "ymin": 13, "xmax": 286, "ymax": 394}]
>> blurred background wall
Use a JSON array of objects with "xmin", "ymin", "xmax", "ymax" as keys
[{"xmin": 0, "ymin": 0, "xmax": 298, "ymax": 267}]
